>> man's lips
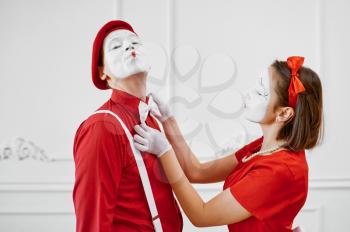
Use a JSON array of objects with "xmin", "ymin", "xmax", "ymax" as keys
[
  {"xmin": 124, "ymin": 53, "xmax": 137, "ymax": 61},
  {"xmin": 123, "ymin": 51, "xmax": 142, "ymax": 62}
]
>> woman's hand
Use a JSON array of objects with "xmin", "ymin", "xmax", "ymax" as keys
[
  {"xmin": 133, "ymin": 123, "xmax": 172, "ymax": 157},
  {"xmin": 149, "ymin": 93, "xmax": 173, "ymax": 122},
  {"xmin": 134, "ymin": 131, "xmax": 251, "ymax": 227}
]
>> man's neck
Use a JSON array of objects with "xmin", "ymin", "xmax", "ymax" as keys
[{"xmin": 111, "ymin": 73, "xmax": 147, "ymax": 101}]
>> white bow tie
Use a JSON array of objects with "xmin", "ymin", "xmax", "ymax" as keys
[{"xmin": 138, "ymin": 94, "xmax": 159, "ymax": 124}]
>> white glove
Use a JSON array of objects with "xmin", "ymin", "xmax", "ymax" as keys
[
  {"xmin": 133, "ymin": 123, "xmax": 172, "ymax": 158},
  {"xmin": 149, "ymin": 93, "xmax": 173, "ymax": 122}
]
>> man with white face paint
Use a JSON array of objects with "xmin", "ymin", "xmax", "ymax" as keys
[
  {"xmin": 101, "ymin": 29, "xmax": 150, "ymax": 86},
  {"xmin": 243, "ymin": 69, "xmax": 271, "ymax": 123},
  {"xmin": 73, "ymin": 21, "xmax": 183, "ymax": 232}
]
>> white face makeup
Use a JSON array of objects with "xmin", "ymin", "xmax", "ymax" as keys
[
  {"xmin": 243, "ymin": 68, "xmax": 271, "ymax": 123},
  {"xmin": 102, "ymin": 29, "xmax": 150, "ymax": 79}
]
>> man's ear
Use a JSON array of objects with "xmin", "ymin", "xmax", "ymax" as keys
[
  {"xmin": 98, "ymin": 66, "xmax": 108, "ymax": 81},
  {"xmin": 276, "ymin": 107, "xmax": 294, "ymax": 123}
]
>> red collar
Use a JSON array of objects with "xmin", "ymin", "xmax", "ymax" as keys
[{"xmin": 110, "ymin": 88, "xmax": 149, "ymax": 112}]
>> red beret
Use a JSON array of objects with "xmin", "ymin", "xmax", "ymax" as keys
[{"xmin": 91, "ymin": 20, "xmax": 136, "ymax": 90}]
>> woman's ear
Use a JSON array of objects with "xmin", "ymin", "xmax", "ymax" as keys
[{"xmin": 276, "ymin": 107, "xmax": 294, "ymax": 123}]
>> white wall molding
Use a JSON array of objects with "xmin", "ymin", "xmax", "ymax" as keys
[
  {"xmin": 0, "ymin": 211, "xmax": 74, "ymax": 215},
  {"xmin": 0, "ymin": 137, "xmax": 54, "ymax": 162},
  {"xmin": 308, "ymin": 177, "xmax": 350, "ymax": 190},
  {"xmin": 114, "ymin": 0, "xmax": 122, "ymax": 19},
  {"xmin": 0, "ymin": 182, "xmax": 73, "ymax": 192},
  {"xmin": 315, "ymin": 0, "xmax": 323, "ymax": 76},
  {"xmin": 167, "ymin": 0, "xmax": 175, "ymax": 100},
  {"xmin": 194, "ymin": 177, "xmax": 350, "ymax": 191},
  {"xmin": 1, "ymin": 177, "xmax": 350, "ymax": 192},
  {"xmin": 294, "ymin": 205, "xmax": 324, "ymax": 232}
]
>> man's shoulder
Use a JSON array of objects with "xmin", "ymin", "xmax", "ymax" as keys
[
  {"xmin": 80, "ymin": 99, "xmax": 123, "ymax": 128},
  {"xmin": 74, "ymin": 99, "xmax": 135, "ymax": 141},
  {"xmin": 79, "ymin": 111, "xmax": 124, "ymax": 134}
]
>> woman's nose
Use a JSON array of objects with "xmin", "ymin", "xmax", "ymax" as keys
[{"xmin": 243, "ymin": 92, "xmax": 251, "ymax": 102}]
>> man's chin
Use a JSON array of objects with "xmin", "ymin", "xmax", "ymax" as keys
[
  {"xmin": 123, "ymin": 63, "xmax": 150, "ymax": 77},
  {"xmin": 124, "ymin": 71, "xmax": 148, "ymax": 79}
]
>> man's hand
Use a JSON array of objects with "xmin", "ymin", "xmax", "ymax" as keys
[
  {"xmin": 149, "ymin": 93, "xmax": 173, "ymax": 122},
  {"xmin": 133, "ymin": 123, "xmax": 172, "ymax": 157}
]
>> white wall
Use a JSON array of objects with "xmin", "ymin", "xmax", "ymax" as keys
[{"xmin": 0, "ymin": 0, "xmax": 349, "ymax": 231}]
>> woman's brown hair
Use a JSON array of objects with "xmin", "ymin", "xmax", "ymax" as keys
[{"xmin": 271, "ymin": 60, "xmax": 324, "ymax": 151}]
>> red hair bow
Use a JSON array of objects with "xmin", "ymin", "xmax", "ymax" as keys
[{"xmin": 287, "ymin": 56, "xmax": 305, "ymax": 108}]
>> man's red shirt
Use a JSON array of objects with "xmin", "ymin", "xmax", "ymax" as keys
[{"xmin": 73, "ymin": 89, "xmax": 183, "ymax": 232}]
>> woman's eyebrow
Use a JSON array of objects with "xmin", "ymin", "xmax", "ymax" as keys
[{"xmin": 260, "ymin": 75, "xmax": 269, "ymax": 95}]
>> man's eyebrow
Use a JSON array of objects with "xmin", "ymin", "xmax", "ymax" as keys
[
  {"xmin": 109, "ymin": 37, "xmax": 122, "ymax": 44},
  {"xmin": 108, "ymin": 34, "xmax": 137, "ymax": 45},
  {"xmin": 127, "ymin": 34, "xmax": 138, "ymax": 39}
]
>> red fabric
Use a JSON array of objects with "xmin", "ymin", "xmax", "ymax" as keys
[
  {"xmin": 287, "ymin": 56, "xmax": 306, "ymax": 108},
  {"xmin": 73, "ymin": 89, "xmax": 183, "ymax": 232},
  {"xmin": 223, "ymin": 137, "xmax": 308, "ymax": 232},
  {"xmin": 91, "ymin": 20, "xmax": 136, "ymax": 90}
]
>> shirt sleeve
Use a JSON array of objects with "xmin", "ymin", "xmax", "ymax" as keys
[
  {"xmin": 229, "ymin": 163, "xmax": 294, "ymax": 220},
  {"xmin": 73, "ymin": 121, "xmax": 124, "ymax": 232}
]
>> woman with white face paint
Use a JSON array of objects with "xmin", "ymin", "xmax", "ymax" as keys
[
  {"xmin": 243, "ymin": 68, "xmax": 272, "ymax": 123},
  {"xmin": 133, "ymin": 57, "xmax": 324, "ymax": 231}
]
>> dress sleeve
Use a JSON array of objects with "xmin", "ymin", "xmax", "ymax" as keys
[
  {"xmin": 73, "ymin": 121, "xmax": 124, "ymax": 232},
  {"xmin": 234, "ymin": 146, "xmax": 248, "ymax": 163},
  {"xmin": 234, "ymin": 136, "xmax": 264, "ymax": 163},
  {"xmin": 229, "ymin": 163, "xmax": 294, "ymax": 220}
]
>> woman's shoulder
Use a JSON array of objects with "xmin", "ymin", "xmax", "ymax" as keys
[
  {"xmin": 284, "ymin": 149, "xmax": 308, "ymax": 174},
  {"xmin": 265, "ymin": 149, "xmax": 309, "ymax": 182}
]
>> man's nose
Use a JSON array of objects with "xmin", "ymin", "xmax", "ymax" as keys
[{"xmin": 123, "ymin": 41, "xmax": 135, "ymax": 51}]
